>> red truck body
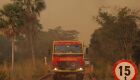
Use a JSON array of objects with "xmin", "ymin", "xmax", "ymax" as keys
[{"xmin": 52, "ymin": 41, "xmax": 85, "ymax": 72}]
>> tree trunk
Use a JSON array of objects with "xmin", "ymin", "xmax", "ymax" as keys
[
  {"xmin": 29, "ymin": 33, "xmax": 36, "ymax": 67},
  {"xmin": 24, "ymin": 0, "xmax": 36, "ymax": 67},
  {"xmin": 11, "ymin": 37, "xmax": 15, "ymax": 80}
]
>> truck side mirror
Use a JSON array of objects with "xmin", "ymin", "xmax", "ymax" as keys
[{"xmin": 86, "ymin": 48, "xmax": 88, "ymax": 54}]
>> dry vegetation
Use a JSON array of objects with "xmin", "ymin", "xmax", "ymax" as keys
[{"xmin": 0, "ymin": 59, "xmax": 50, "ymax": 80}]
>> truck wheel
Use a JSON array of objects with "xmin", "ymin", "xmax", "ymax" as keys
[
  {"xmin": 53, "ymin": 74, "xmax": 57, "ymax": 80},
  {"xmin": 53, "ymin": 74, "xmax": 59, "ymax": 80},
  {"xmin": 53, "ymin": 73, "xmax": 63, "ymax": 80},
  {"xmin": 76, "ymin": 73, "xmax": 84, "ymax": 80}
]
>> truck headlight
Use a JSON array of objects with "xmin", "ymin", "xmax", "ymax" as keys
[
  {"xmin": 78, "ymin": 68, "xmax": 83, "ymax": 71},
  {"xmin": 54, "ymin": 68, "xmax": 58, "ymax": 71}
]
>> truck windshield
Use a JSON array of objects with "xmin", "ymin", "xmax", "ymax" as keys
[{"xmin": 54, "ymin": 45, "xmax": 82, "ymax": 53}]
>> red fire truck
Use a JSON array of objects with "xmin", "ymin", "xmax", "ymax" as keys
[{"xmin": 51, "ymin": 41, "xmax": 85, "ymax": 80}]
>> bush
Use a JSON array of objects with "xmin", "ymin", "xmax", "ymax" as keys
[{"xmin": 0, "ymin": 71, "xmax": 8, "ymax": 80}]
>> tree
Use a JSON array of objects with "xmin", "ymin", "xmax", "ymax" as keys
[
  {"xmin": 0, "ymin": 0, "xmax": 46, "ymax": 78},
  {"xmin": 0, "ymin": 36, "xmax": 11, "ymax": 64},
  {"xmin": 46, "ymin": 26, "xmax": 79, "ymax": 40},
  {"xmin": 0, "ymin": 2, "xmax": 27, "ymax": 80},
  {"xmin": 89, "ymin": 7, "xmax": 140, "ymax": 79},
  {"xmin": 23, "ymin": 0, "xmax": 45, "ymax": 66},
  {"xmin": 132, "ymin": 30, "xmax": 140, "ymax": 67},
  {"xmin": 12, "ymin": 0, "xmax": 46, "ymax": 66},
  {"xmin": 91, "ymin": 7, "xmax": 139, "ymax": 60}
]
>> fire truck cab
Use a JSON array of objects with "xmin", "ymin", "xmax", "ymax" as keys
[{"xmin": 52, "ymin": 41, "xmax": 85, "ymax": 80}]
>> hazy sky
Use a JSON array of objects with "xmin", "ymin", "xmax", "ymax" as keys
[{"xmin": 0, "ymin": 0, "xmax": 140, "ymax": 45}]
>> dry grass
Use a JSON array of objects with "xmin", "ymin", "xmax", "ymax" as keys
[
  {"xmin": 13, "ymin": 59, "xmax": 48, "ymax": 80},
  {"xmin": 0, "ymin": 65, "xmax": 10, "ymax": 80},
  {"xmin": 0, "ymin": 59, "xmax": 50, "ymax": 80}
]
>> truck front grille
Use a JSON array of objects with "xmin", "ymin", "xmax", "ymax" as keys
[{"xmin": 57, "ymin": 61, "xmax": 80, "ymax": 70}]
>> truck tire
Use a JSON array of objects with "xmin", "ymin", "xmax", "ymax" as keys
[
  {"xmin": 53, "ymin": 73, "xmax": 60, "ymax": 80},
  {"xmin": 76, "ymin": 73, "xmax": 84, "ymax": 80},
  {"xmin": 53, "ymin": 73, "xmax": 63, "ymax": 80},
  {"xmin": 53, "ymin": 74, "xmax": 57, "ymax": 80}
]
